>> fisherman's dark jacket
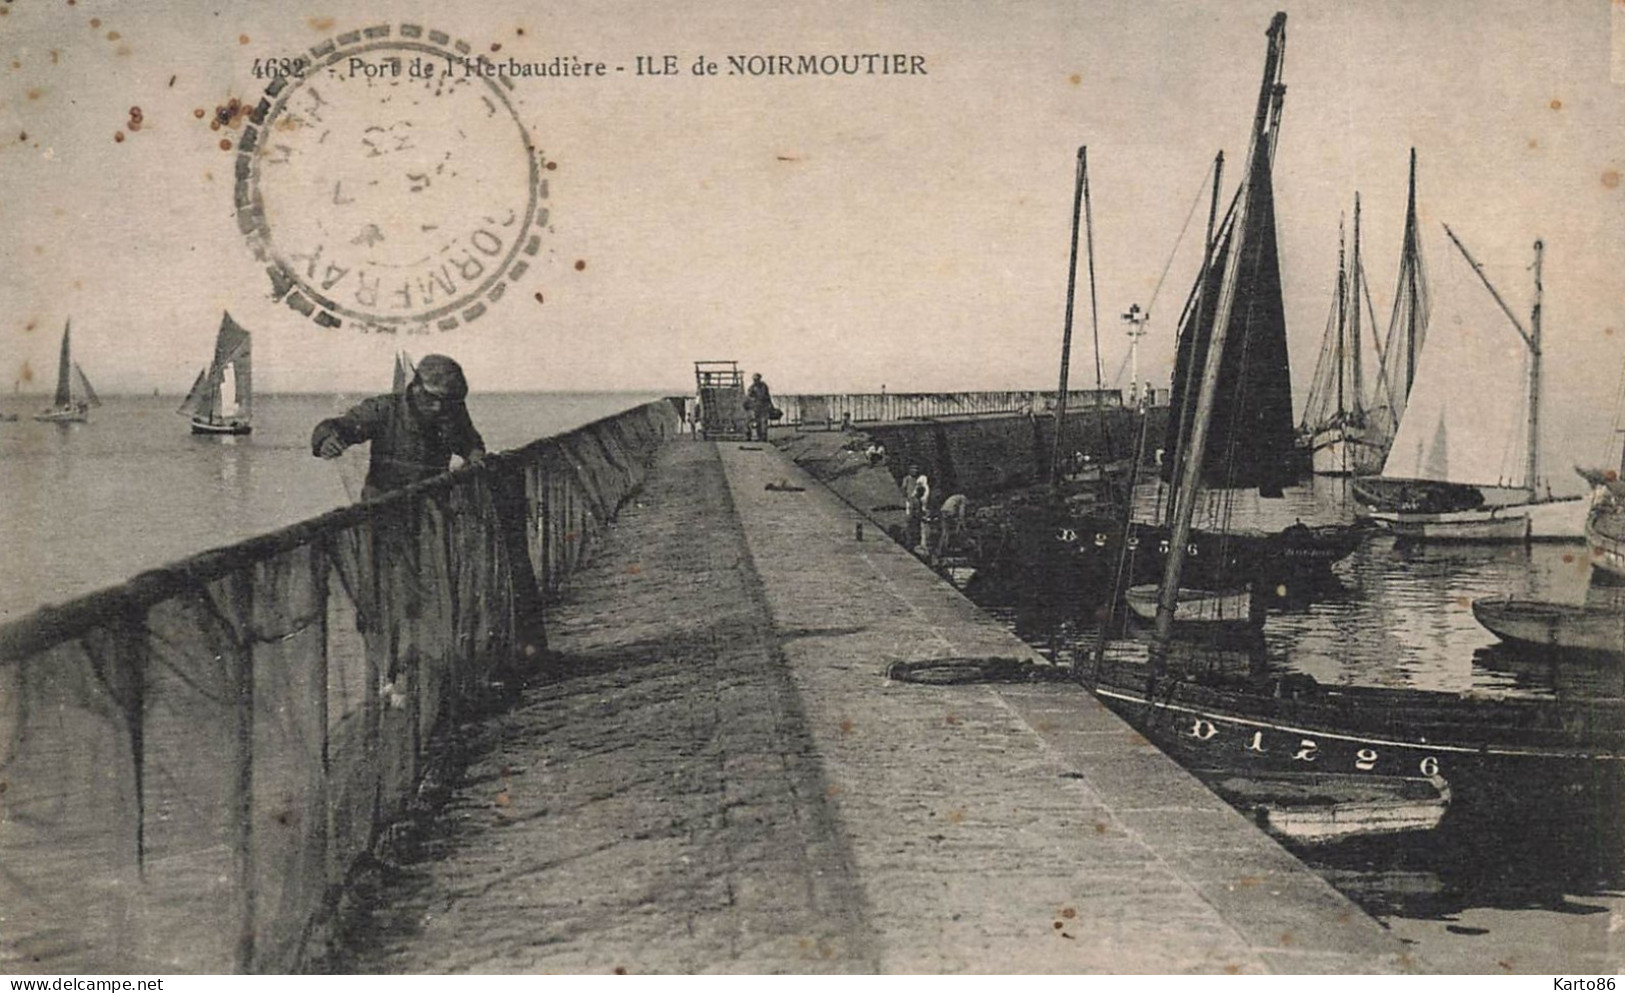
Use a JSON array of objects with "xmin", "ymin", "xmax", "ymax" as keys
[{"xmin": 312, "ymin": 393, "xmax": 485, "ymax": 499}]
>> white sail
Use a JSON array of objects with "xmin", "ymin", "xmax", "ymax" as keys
[{"xmin": 1379, "ymin": 231, "xmax": 1530, "ymax": 490}]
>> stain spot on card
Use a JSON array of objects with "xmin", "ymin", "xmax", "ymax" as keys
[
  {"xmin": 26, "ymin": 88, "xmax": 43, "ymax": 101},
  {"xmin": 114, "ymin": 131, "xmax": 125, "ymax": 143},
  {"xmin": 533, "ymin": 292, "xmax": 544, "ymax": 304},
  {"xmin": 239, "ymin": 34, "xmax": 251, "ymax": 45},
  {"xmin": 1604, "ymin": 169, "xmax": 1620, "ymax": 190},
  {"xmin": 20, "ymin": 360, "xmax": 34, "ymax": 383},
  {"xmin": 219, "ymin": 138, "xmax": 232, "ymax": 151},
  {"xmin": 574, "ymin": 259, "xmax": 586, "ymax": 271},
  {"xmin": 307, "ymin": 17, "xmax": 335, "ymax": 31},
  {"xmin": 1069, "ymin": 73, "xmax": 1081, "ymax": 85},
  {"xmin": 106, "ymin": 30, "xmax": 120, "ymax": 41}
]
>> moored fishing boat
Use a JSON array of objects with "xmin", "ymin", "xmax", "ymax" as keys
[
  {"xmin": 1471, "ymin": 596, "xmax": 1625, "ymax": 658},
  {"xmin": 1205, "ymin": 771, "xmax": 1450, "ymax": 844}
]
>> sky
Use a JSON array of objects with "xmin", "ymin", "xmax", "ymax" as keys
[{"xmin": 1, "ymin": 0, "xmax": 1622, "ymax": 473}]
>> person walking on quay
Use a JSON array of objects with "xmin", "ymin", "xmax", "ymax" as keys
[
  {"xmin": 312, "ymin": 353, "xmax": 486, "ymax": 500},
  {"xmin": 744, "ymin": 372, "xmax": 773, "ymax": 442}
]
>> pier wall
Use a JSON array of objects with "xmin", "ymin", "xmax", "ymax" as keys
[
  {"xmin": 777, "ymin": 389, "xmax": 1126, "ymax": 427},
  {"xmin": 860, "ymin": 405, "xmax": 1169, "ymax": 497},
  {"xmin": 0, "ymin": 400, "xmax": 678, "ymax": 974}
]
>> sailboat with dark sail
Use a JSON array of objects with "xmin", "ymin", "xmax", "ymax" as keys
[
  {"xmin": 1118, "ymin": 7, "xmax": 1294, "ymax": 636},
  {"xmin": 178, "ymin": 311, "xmax": 253, "ymax": 435},
  {"xmin": 1299, "ymin": 196, "xmax": 1386, "ymax": 476},
  {"xmin": 33, "ymin": 321, "xmax": 100, "ymax": 424}
]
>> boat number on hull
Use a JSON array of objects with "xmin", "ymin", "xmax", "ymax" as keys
[{"xmin": 1185, "ymin": 717, "xmax": 1441, "ymax": 777}]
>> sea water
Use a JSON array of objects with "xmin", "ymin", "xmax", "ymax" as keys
[{"xmin": 0, "ymin": 391, "xmax": 667, "ymax": 622}]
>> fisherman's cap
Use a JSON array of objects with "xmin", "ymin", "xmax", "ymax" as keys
[{"xmin": 416, "ymin": 354, "xmax": 468, "ymax": 400}]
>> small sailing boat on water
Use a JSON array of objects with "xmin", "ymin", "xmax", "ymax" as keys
[
  {"xmin": 1299, "ymin": 196, "xmax": 1386, "ymax": 476},
  {"xmin": 178, "ymin": 311, "xmax": 253, "ymax": 435},
  {"xmin": 33, "ymin": 321, "xmax": 101, "ymax": 423},
  {"xmin": 1352, "ymin": 228, "xmax": 1585, "ymax": 540}
]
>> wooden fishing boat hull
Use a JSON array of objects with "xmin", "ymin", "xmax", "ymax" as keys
[
  {"xmin": 190, "ymin": 417, "xmax": 252, "ymax": 436},
  {"xmin": 1365, "ymin": 496, "xmax": 1585, "ymax": 542},
  {"xmin": 1309, "ymin": 426, "xmax": 1385, "ymax": 477},
  {"xmin": 32, "ymin": 408, "xmax": 87, "ymax": 424},
  {"xmin": 1204, "ymin": 771, "xmax": 1450, "ymax": 844},
  {"xmin": 1471, "ymin": 596, "xmax": 1625, "ymax": 657},
  {"xmin": 1059, "ymin": 518, "xmax": 1363, "ymax": 592},
  {"xmin": 1124, "ymin": 584, "xmax": 1259, "ymax": 637},
  {"xmin": 1086, "ymin": 664, "xmax": 1625, "ymax": 831},
  {"xmin": 1588, "ymin": 504, "xmax": 1625, "ymax": 582}
]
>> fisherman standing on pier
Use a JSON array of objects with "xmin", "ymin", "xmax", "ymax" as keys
[
  {"xmin": 744, "ymin": 372, "xmax": 774, "ymax": 442},
  {"xmin": 312, "ymin": 353, "xmax": 486, "ymax": 501}
]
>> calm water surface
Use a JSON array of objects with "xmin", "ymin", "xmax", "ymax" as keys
[{"xmin": 0, "ymin": 391, "xmax": 665, "ymax": 621}]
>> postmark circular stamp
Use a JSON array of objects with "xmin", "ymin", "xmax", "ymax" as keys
[{"xmin": 235, "ymin": 24, "xmax": 550, "ymax": 334}]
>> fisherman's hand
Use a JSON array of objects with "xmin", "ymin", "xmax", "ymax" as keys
[{"xmin": 316, "ymin": 435, "xmax": 347, "ymax": 459}]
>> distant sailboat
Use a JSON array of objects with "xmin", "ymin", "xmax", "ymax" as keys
[
  {"xmin": 33, "ymin": 321, "xmax": 100, "ymax": 423},
  {"xmin": 1299, "ymin": 195, "xmax": 1385, "ymax": 476},
  {"xmin": 178, "ymin": 311, "xmax": 253, "ymax": 435},
  {"xmin": 1352, "ymin": 230, "xmax": 1584, "ymax": 540},
  {"xmin": 393, "ymin": 350, "xmax": 416, "ymax": 393}
]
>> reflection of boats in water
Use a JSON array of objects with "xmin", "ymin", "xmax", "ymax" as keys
[
  {"xmin": 1471, "ymin": 596, "xmax": 1625, "ymax": 659},
  {"xmin": 1205, "ymin": 770, "xmax": 1449, "ymax": 844}
]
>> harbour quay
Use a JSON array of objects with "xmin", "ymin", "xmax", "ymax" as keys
[{"xmin": 0, "ymin": 397, "xmax": 1426, "ymax": 974}]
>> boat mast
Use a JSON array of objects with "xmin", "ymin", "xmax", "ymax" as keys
[
  {"xmin": 1050, "ymin": 146, "xmax": 1087, "ymax": 484},
  {"xmin": 1155, "ymin": 11, "xmax": 1287, "ymax": 649},
  {"xmin": 1351, "ymin": 193, "xmax": 1364, "ymax": 418},
  {"xmin": 1404, "ymin": 150, "xmax": 1419, "ymax": 399},
  {"xmin": 1335, "ymin": 215, "xmax": 1347, "ymax": 423},
  {"xmin": 1529, "ymin": 239, "xmax": 1543, "ymax": 496}
]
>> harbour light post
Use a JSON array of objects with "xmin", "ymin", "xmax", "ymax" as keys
[{"xmin": 1122, "ymin": 303, "xmax": 1149, "ymax": 407}]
